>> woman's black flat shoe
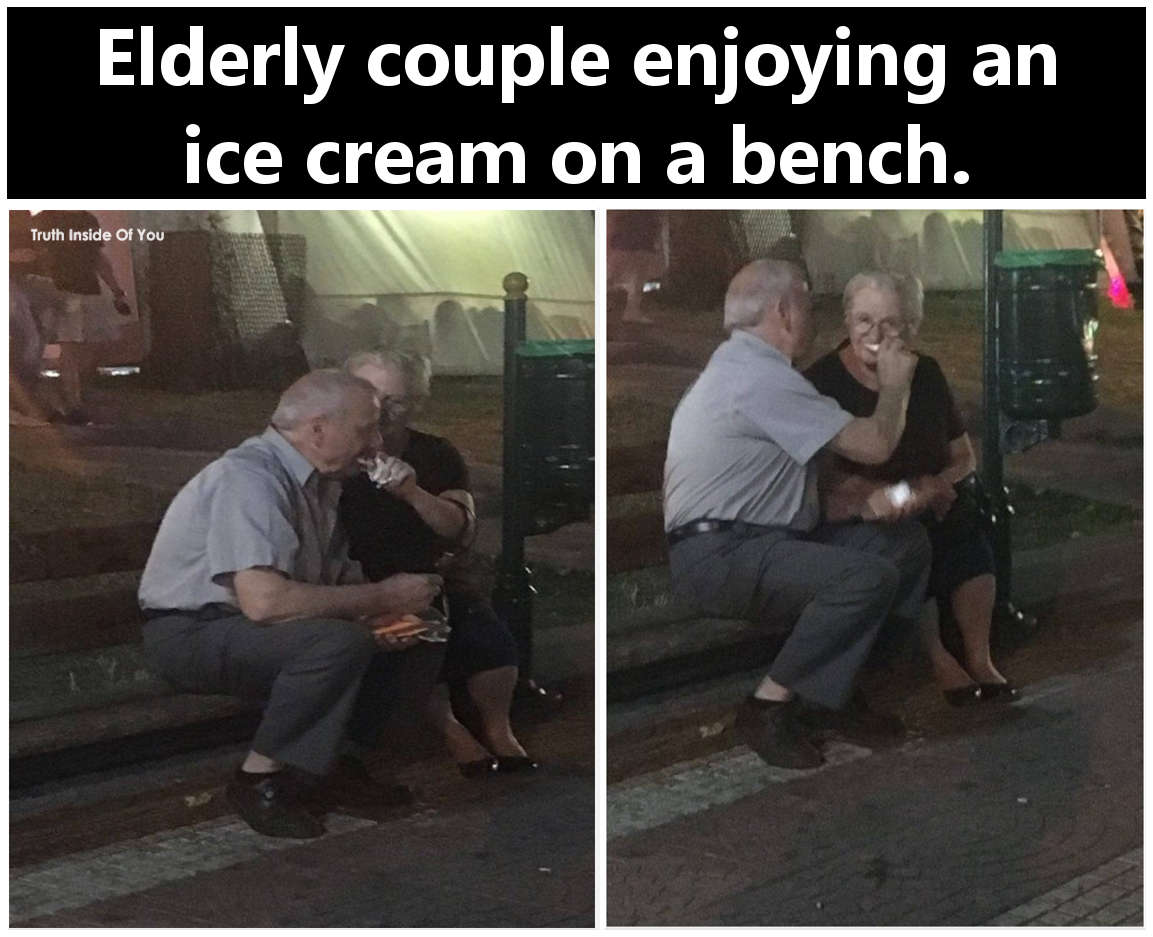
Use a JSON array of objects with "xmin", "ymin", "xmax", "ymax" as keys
[
  {"xmin": 978, "ymin": 682, "xmax": 1020, "ymax": 703},
  {"xmin": 494, "ymin": 756, "xmax": 540, "ymax": 774},
  {"xmin": 459, "ymin": 757, "xmax": 499, "ymax": 779},
  {"xmin": 943, "ymin": 684, "xmax": 983, "ymax": 707}
]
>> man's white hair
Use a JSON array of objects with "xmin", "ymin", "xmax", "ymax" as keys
[
  {"xmin": 843, "ymin": 270, "xmax": 925, "ymax": 337},
  {"xmin": 723, "ymin": 259, "xmax": 807, "ymax": 331},
  {"xmin": 271, "ymin": 369, "xmax": 376, "ymax": 431},
  {"xmin": 343, "ymin": 348, "xmax": 432, "ymax": 399}
]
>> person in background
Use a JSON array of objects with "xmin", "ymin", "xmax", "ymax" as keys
[
  {"xmin": 805, "ymin": 271, "xmax": 1016, "ymax": 706},
  {"xmin": 341, "ymin": 350, "xmax": 536, "ymax": 778},
  {"xmin": 9, "ymin": 210, "xmax": 52, "ymax": 426},
  {"xmin": 607, "ymin": 210, "xmax": 666, "ymax": 325},
  {"xmin": 31, "ymin": 209, "xmax": 132, "ymax": 424}
]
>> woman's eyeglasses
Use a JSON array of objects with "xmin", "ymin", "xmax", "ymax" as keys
[{"xmin": 378, "ymin": 394, "xmax": 416, "ymax": 410}]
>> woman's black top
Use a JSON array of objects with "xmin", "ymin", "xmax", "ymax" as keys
[
  {"xmin": 340, "ymin": 429, "xmax": 470, "ymax": 582},
  {"xmin": 804, "ymin": 344, "xmax": 965, "ymax": 483}
]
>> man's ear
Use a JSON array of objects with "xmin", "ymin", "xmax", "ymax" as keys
[
  {"xmin": 777, "ymin": 297, "xmax": 795, "ymax": 335},
  {"xmin": 308, "ymin": 415, "xmax": 327, "ymax": 443}
]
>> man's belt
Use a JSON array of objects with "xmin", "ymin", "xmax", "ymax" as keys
[
  {"xmin": 142, "ymin": 603, "xmax": 240, "ymax": 622},
  {"xmin": 666, "ymin": 518, "xmax": 784, "ymax": 547}
]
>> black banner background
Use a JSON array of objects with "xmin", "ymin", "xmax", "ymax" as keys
[{"xmin": 6, "ymin": 6, "xmax": 1146, "ymax": 196}]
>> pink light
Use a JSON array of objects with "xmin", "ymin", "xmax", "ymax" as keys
[{"xmin": 1107, "ymin": 275, "xmax": 1133, "ymax": 309}]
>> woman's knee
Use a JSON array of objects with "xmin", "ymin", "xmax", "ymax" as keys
[{"xmin": 446, "ymin": 604, "xmax": 519, "ymax": 674}]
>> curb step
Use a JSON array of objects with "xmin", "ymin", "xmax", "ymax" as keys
[
  {"xmin": 11, "ymin": 694, "xmax": 256, "ymax": 761},
  {"xmin": 11, "ymin": 523, "xmax": 158, "ymax": 583},
  {"xmin": 608, "ymin": 617, "xmax": 767, "ymax": 676},
  {"xmin": 607, "ymin": 670, "xmax": 763, "ymax": 784},
  {"xmin": 11, "ymin": 644, "xmax": 173, "ymax": 723},
  {"xmin": 10, "ymin": 695, "xmax": 261, "ymax": 790},
  {"xmin": 12, "ymin": 572, "xmax": 143, "ymax": 658}
]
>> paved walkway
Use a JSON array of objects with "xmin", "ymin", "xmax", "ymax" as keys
[
  {"xmin": 11, "ymin": 689, "xmax": 594, "ymax": 927},
  {"xmin": 608, "ymin": 621, "xmax": 1143, "ymax": 925},
  {"xmin": 988, "ymin": 848, "xmax": 1142, "ymax": 926},
  {"xmin": 13, "ymin": 776, "xmax": 592, "ymax": 927}
]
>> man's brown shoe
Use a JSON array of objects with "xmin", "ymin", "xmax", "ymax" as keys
[
  {"xmin": 795, "ymin": 690, "xmax": 905, "ymax": 744},
  {"xmin": 312, "ymin": 755, "xmax": 416, "ymax": 810},
  {"xmin": 734, "ymin": 697, "xmax": 824, "ymax": 769},
  {"xmin": 226, "ymin": 769, "xmax": 326, "ymax": 839}
]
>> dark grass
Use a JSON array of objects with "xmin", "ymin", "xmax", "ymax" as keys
[{"xmin": 1008, "ymin": 483, "xmax": 1138, "ymax": 552}]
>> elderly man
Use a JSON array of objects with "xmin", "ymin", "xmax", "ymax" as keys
[
  {"xmin": 139, "ymin": 370, "xmax": 443, "ymax": 838},
  {"xmin": 663, "ymin": 259, "xmax": 931, "ymax": 769}
]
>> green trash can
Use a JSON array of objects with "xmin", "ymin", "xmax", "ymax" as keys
[
  {"xmin": 995, "ymin": 249, "xmax": 1101, "ymax": 421},
  {"xmin": 514, "ymin": 339, "xmax": 595, "ymax": 534}
]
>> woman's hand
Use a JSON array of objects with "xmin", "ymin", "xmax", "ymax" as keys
[
  {"xmin": 863, "ymin": 486, "xmax": 917, "ymax": 522},
  {"xmin": 380, "ymin": 458, "xmax": 417, "ymax": 498},
  {"xmin": 912, "ymin": 474, "xmax": 957, "ymax": 521},
  {"xmin": 364, "ymin": 455, "xmax": 418, "ymax": 497}
]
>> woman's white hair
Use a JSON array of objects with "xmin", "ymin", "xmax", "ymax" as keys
[
  {"xmin": 842, "ymin": 270, "xmax": 925, "ymax": 337},
  {"xmin": 270, "ymin": 369, "xmax": 376, "ymax": 431},
  {"xmin": 343, "ymin": 348, "xmax": 433, "ymax": 399}
]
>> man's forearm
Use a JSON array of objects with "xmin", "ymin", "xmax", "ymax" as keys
[
  {"xmin": 821, "ymin": 469, "xmax": 885, "ymax": 522},
  {"xmin": 258, "ymin": 580, "xmax": 391, "ymax": 623},
  {"xmin": 235, "ymin": 570, "xmax": 403, "ymax": 624},
  {"xmin": 870, "ymin": 384, "xmax": 910, "ymax": 458},
  {"xmin": 820, "ymin": 474, "xmax": 880, "ymax": 518}
]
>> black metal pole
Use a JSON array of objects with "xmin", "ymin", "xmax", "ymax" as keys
[
  {"xmin": 493, "ymin": 272, "xmax": 537, "ymax": 684},
  {"xmin": 981, "ymin": 211, "xmax": 1013, "ymax": 605}
]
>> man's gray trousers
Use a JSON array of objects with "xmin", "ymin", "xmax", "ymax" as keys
[
  {"xmin": 668, "ymin": 519, "xmax": 931, "ymax": 709},
  {"xmin": 142, "ymin": 612, "xmax": 441, "ymax": 776}
]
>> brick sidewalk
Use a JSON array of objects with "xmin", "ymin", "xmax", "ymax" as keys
[
  {"xmin": 12, "ymin": 688, "xmax": 594, "ymax": 927},
  {"xmin": 987, "ymin": 848, "xmax": 1142, "ymax": 926},
  {"xmin": 607, "ymin": 647, "xmax": 1142, "ymax": 925}
]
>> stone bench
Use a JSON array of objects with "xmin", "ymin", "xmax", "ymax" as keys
[
  {"xmin": 8, "ymin": 540, "xmax": 449, "ymax": 787},
  {"xmin": 607, "ymin": 509, "xmax": 787, "ymax": 702},
  {"xmin": 606, "ymin": 443, "xmax": 779, "ymax": 700}
]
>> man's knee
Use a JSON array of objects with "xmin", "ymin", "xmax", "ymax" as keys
[
  {"xmin": 292, "ymin": 619, "xmax": 378, "ymax": 672},
  {"xmin": 836, "ymin": 554, "xmax": 901, "ymax": 611},
  {"xmin": 883, "ymin": 520, "xmax": 932, "ymax": 576}
]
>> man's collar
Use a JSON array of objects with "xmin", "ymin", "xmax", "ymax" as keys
[
  {"xmin": 729, "ymin": 327, "xmax": 792, "ymax": 365},
  {"xmin": 262, "ymin": 426, "xmax": 318, "ymax": 486}
]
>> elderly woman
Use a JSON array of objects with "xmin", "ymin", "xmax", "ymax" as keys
[
  {"xmin": 804, "ymin": 272, "xmax": 1017, "ymax": 706},
  {"xmin": 340, "ymin": 350, "xmax": 536, "ymax": 775}
]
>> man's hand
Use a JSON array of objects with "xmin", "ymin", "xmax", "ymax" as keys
[
  {"xmin": 375, "ymin": 572, "xmax": 443, "ymax": 614},
  {"xmin": 875, "ymin": 336, "xmax": 916, "ymax": 390}
]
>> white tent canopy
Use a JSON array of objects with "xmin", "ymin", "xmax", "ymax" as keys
[
  {"xmin": 129, "ymin": 209, "xmax": 594, "ymax": 375},
  {"xmin": 792, "ymin": 210, "xmax": 1134, "ymax": 293},
  {"xmin": 275, "ymin": 210, "xmax": 594, "ymax": 374}
]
